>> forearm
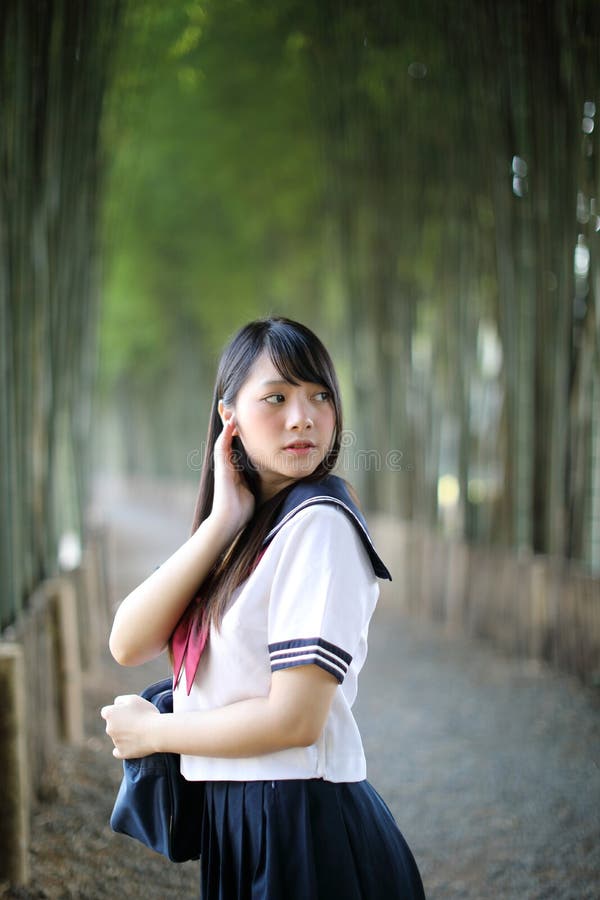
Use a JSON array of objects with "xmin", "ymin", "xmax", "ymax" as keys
[
  {"xmin": 151, "ymin": 667, "xmax": 338, "ymax": 757},
  {"xmin": 109, "ymin": 514, "xmax": 236, "ymax": 667},
  {"xmin": 151, "ymin": 696, "xmax": 314, "ymax": 758},
  {"xmin": 103, "ymin": 666, "xmax": 337, "ymax": 760}
]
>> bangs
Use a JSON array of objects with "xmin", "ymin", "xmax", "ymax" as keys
[{"xmin": 266, "ymin": 326, "xmax": 334, "ymax": 390}]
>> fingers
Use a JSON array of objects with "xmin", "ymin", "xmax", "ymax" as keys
[
  {"xmin": 100, "ymin": 697, "xmax": 151, "ymax": 760},
  {"xmin": 100, "ymin": 695, "xmax": 135, "ymax": 719},
  {"xmin": 214, "ymin": 416, "xmax": 241, "ymax": 472},
  {"xmin": 102, "ymin": 705, "xmax": 127, "ymax": 759},
  {"xmin": 226, "ymin": 413, "xmax": 237, "ymax": 436},
  {"xmin": 216, "ymin": 415, "xmax": 237, "ymax": 447},
  {"xmin": 114, "ymin": 694, "xmax": 135, "ymax": 706}
]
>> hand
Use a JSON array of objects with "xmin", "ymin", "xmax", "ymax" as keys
[
  {"xmin": 100, "ymin": 695, "xmax": 160, "ymax": 760},
  {"xmin": 211, "ymin": 415, "xmax": 255, "ymax": 536}
]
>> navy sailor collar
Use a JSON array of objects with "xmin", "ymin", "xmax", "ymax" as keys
[{"xmin": 261, "ymin": 474, "xmax": 392, "ymax": 581}]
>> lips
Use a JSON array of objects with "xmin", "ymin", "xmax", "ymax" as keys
[{"xmin": 284, "ymin": 441, "xmax": 315, "ymax": 449}]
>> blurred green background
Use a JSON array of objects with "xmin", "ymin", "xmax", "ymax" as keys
[{"xmin": 2, "ymin": 0, "xmax": 600, "ymax": 628}]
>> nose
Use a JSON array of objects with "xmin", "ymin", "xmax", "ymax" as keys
[{"xmin": 286, "ymin": 397, "xmax": 313, "ymax": 430}]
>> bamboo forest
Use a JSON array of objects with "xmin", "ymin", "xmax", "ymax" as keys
[
  {"xmin": 2, "ymin": 2, "xmax": 600, "ymax": 622},
  {"xmin": 1, "ymin": 3, "xmax": 600, "ymax": 896}
]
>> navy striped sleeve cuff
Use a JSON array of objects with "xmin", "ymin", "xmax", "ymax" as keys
[{"xmin": 268, "ymin": 637, "xmax": 352, "ymax": 684}]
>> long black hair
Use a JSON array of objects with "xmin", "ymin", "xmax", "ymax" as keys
[{"xmin": 180, "ymin": 316, "xmax": 344, "ymax": 634}]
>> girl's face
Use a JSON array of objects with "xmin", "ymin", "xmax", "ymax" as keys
[{"xmin": 219, "ymin": 351, "xmax": 337, "ymax": 502}]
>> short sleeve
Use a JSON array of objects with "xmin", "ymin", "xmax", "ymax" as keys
[{"xmin": 267, "ymin": 505, "xmax": 378, "ymax": 684}]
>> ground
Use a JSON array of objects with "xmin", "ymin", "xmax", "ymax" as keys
[{"xmin": 1, "ymin": 477, "xmax": 598, "ymax": 899}]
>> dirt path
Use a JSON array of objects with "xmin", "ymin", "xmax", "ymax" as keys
[{"xmin": 2, "ymin": 477, "xmax": 598, "ymax": 899}]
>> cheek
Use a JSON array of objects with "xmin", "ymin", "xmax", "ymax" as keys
[
  {"xmin": 235, "ymin": 405, "xmax": 274, "ymax": 442},
  {"xmin": 322, "ymin": 406, "xmax": 336, "ymax": 437}
]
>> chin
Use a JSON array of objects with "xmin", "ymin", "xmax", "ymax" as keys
[
  {"xmin": 289, "ymin": 461, "xmax": 322, "ymax": 478},
  {"xmin": 273, "ymin": 456, "xmax": 321, "ymax": 477}
]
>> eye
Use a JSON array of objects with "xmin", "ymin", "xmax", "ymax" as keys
[
  {"xmin": 263, "ymin": 393, "xmax": 286, "ymax": 404},
  {"xmin": 314, "ymin": 390, "xmax": 331, "ymax": 402}
]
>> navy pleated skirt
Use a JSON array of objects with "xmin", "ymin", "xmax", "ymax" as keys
[{"xmin": 199, "ymin": 779, "xmax": 425, "ymax": 900}]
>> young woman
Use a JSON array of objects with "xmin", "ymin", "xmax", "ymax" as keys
[{"xmin": 102, "ymin": 316, "xmax": 426, "ymax": 899}]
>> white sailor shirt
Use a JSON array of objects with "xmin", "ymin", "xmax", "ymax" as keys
[{"xmin": 173, "ymin": 502, "xmax": 379, "ymax": 783}]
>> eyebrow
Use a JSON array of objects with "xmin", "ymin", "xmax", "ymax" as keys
[{"xmin": 259, "ymin": 379, "xmax": 294, "ymax": 387}]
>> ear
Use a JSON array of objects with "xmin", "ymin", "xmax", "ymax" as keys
[{"xmin": 217, "ymin": 399, "xmax": 238, "ymax": 435}]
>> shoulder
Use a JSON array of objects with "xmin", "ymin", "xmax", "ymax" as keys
[
  {"xmin": 262, "ymin": 476, "xmax": 392, "ymax": 582},
  {"xmin": 275, "ymin": 501, "xmax": 358, "ymax": 540},
  {"xmin": 268, "ymin": 503, "xmax": 374, "ymax": 575},
  {"xmin": 265, "ymin": 475, "xmax": 365, "ymax": 544}
]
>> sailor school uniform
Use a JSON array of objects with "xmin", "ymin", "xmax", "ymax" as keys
[{"xmin": 172, "ymin": 474, "xmax": 426, "ymax": 899}]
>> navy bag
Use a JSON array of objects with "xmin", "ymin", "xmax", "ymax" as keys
[{"xmin": 109, "ymin": 677, "xmax": 204, "ymax": 862}]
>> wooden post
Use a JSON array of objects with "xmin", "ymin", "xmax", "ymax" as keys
[
  {"xmin": 370, "ymin": 514, "xmax": 405, "ymax": 610},
  {"xmin": 529, "ymin": 558, "xmax": 548, "ymax": 660},
  {"xmin": 446, "ymin": 540, "xmax": 468, "ymax": 633},
  {"xmin": 0, "ymin": 643, "xmax": 30, "ymax": 884},
  {"xmin": 48, "ymin": 577, "xmax": 84, "ymax": 744},
  {"xmin": 77, "ymin": 541, "xmax": 106, "ymax": 674}
]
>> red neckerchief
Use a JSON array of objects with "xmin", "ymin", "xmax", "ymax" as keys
[{"xmin": 172, "ymin": 546, "xmax": 267, "ymax": 694}]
